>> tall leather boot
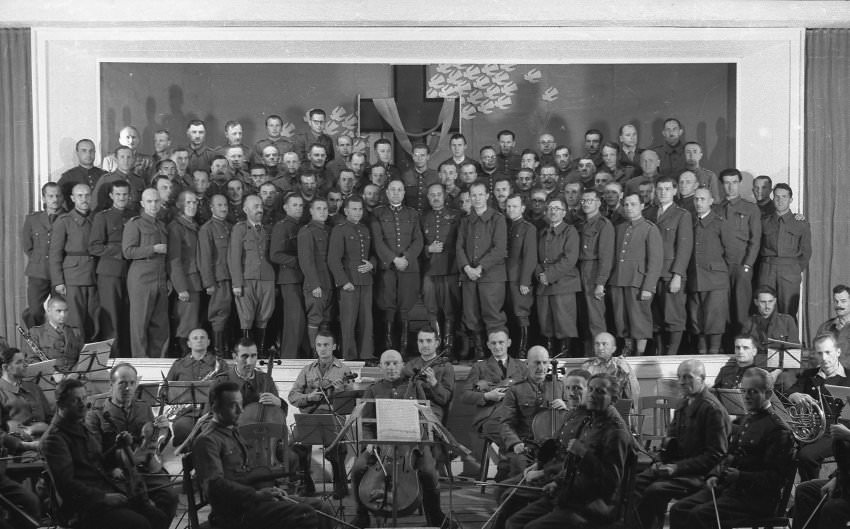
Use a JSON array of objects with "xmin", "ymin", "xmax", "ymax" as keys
[
  {"xmin": 399, "ymin": 320, "xmax": 410, "ymax": 356},
  {"xmin": 518, "ymin": 326, "xmax": 529, "ymax": 359},
  {"xmin": 253, "ymin": 328, "xmax": 267, "ymax": 358},
  {"xmin": 213, "ymin": 331, "xmax": 227, "ymax": 358},
  {"xmin": 559, "ymin": 338, "xmax": 570, "ymax": 359},
  {"xmin": 471, "ymin": 332, "xmax": 485, "ymax": 360},
  {"xmin": 307, "ymin": 325, "xmax": 319, "ymax": 355},
  {"xmin": 241, "ymin": 328, "xmax": 251, "ymax": 341},
  {"xmin": 457, "ymin": 331, "xmax": 470, "ymax": 361},
  {"xmin": 444, "ymin": 321, "xmax": 456, "ymax": 361},
  {"xmin": 329, "ymin": 449, "xmax": 349, "ymax": 499},
  {"xmin": 545, "ymin": 337, "xmax": 554, "ymax": 354},
  {"xmin": 292, "ymin": 445, "xmax": 315, "ymax": 496},
  {"xmin": 667, "ymin": 331, "xmax": 683, "ymax": 355},
  {"xmin": 385, "ymin": 320, "xmax": 395, "ymax": 350},
  {"xmin": 431, "ymin": 320, "xmax": 442, "ymax": 349}
]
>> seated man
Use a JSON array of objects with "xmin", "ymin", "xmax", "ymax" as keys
[
  {"xmin": 85, "ymin": 362, "xmax": 178, "ymax": 522},
  {"xmin": 793, "ymin": 422, "xmax": 850, "ymax": 529},
  {"xmin": 287, "ymin": 331, "xmax": 353, "ymax": 497},
  {"xmin": 581, "ymin": 332, "xmax": 640, "ymax": 402},
  {"xmin": 630, "ymin": 359, "xmax": 730, "ymax": 529},
  {"xmin": 26, "ymin": 295, "xmax": 84, "ymax": 371},
  {"xmin": 715, "ymin": 334, "xmax": 762, "ymax": 389},
  {"xmin": 215, "ymin": 337, "xmax": 287, "ymax": 416},
  {"xmin": 0, "ymin": 347, "xmax": 52, "ymax": 441},
  {"xmin": 349, "ymin": 349, "xmax": 456, "ymax": 529},
  {"xmin": 193, "ymin": 381, "xmax": 332, "ymax": 529},
  {"xmin": 505, "ymin": 373, "xmax": 633, "ymax": 529},
  {"xmin": 43, "ymin": 378, "xmax": 172, "ymax": 529},
  {"xmin": 816, "ymin": 284, "xmax": 850, "ymax": 370},
  {"xmin": 670, "ymin": 367, "xmax": 794, "ymax": 529},
  {"xmin": 401, "ymin": 325, "xmax": 455, "ymax": 424},
  {"xmin": 786, "ymin": 333, "xmax": 850, "ymax": 481},
  {"xmin": 742, "ymin": 285, "xmax": 799, "ymax": 359}
]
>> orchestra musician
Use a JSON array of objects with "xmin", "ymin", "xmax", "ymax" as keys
[
  {"xmin": 669, "ymin": 367, "xmax": 794, "ymax": 529},
  {"xmin": 349, "ymin": 349, "xmax": 457, "ymax": 529},
  {"xmin": 25, "ymin": 295, "xmax": 84, "ymax": 371},
  {"xmin": 793, "ymin": 422, "xmax": 850, "ymax": 529},
  {"xmin": 162, "ymin": 328, "xmax": 219, "ymax": 447},
  {"xmin": 85, "ymin": 362, "xmax": 178, "ymax": 524},
  {"xmin": 629, "ymin": 359, "xmax": 731, "ymax": 529},
  {"xmin": 714, "ymin": 334, "xmax": 762, "ymax": 389},
  {"xmin": 499, "ymin": 345, "xmax": 568, "ymax": 476},
  {"xmin": 43, "ymin": 378, "xmax": 172, "ymax": 529},
  {"xmin": 192, "ymin": 380, "xmax": 333, "ymax": 529},
  {"xmin": 786, "ymin": 333, "xmax": 850, "ymax": 481},
  {"xmin": 0, "ymin": 347, "xmax": 52, "ymax": 442},
  {"xmin": 505, "ymin": 373, "xmax": 633, "ymax": 529},
  {"xmin": 215, "ymin": 337, "xmax": 287, "ymax": 416},
  {"xmin": 288, "ymin": 330, "xmax": 353, "ymax": 498}
]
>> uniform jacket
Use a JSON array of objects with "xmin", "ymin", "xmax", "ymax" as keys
[
  {"xmin": 216, "ymin": 367, "xmax": 287, "ymax": 414},
  {"xmin": 456, "ymin": 207, "xmax": 508, "ymax": 282},
  {"xmin": 292, "ymin": 130, "xmax": 335, "ymax": 162},
  {"xmin": 22, "ymin": 210, "xmax": 57, "ymax": 280},
  {"xmin": 91, "ymin": 170, "xmax": 145, "ymax": 212},
  {"xmin": 500, "ymin": 376, "xmax": 567, "ymax": 450},
  {"xmin": 228, "ymin": 220, "xmax": 275, "ymax": 286},
  {"xmin": 297, "ymin": 220, "xmax": 333, "ymax": 291},
  {"xmin": 688, "ymin": 211, "xmax": 734, "ymax": 292},
  {"xmin": 716, "ymin": 197, "xmax": 762, "ymax": 267},
  {"xmin": 582, "ymin": 356, "xmax": 640, "ymax": 401},
  {"xmin": 28, "ymin": 322, "xmax": 84, "ymax": 370},
  {"xmin": 58, "ymin": 166, "xmax": 105, "ymax": 210},
  {"xmin": 85, "ymin": 398, "xmax": 153, "ymax": 469},
  {"xmin": 401, "ymin": 356, "xmax": 456, "ymax": 422},
  {"xmin": 663, "ymin": 387, "xmax": 730, "ymax": 476},
  {"xmin": 642, "ymin": 203, "xmax": 693, "ymax": 280},
  {"xmin": 506, "ymin": 217, "xmax": 537, "ymax": 286},
  {"xmin": 651, "ymin": 141, "xmax": 686, "ymax": 178},
  {"xmin": 328, "ymin": 220, "xmax": 375, "ymax": 287},
  {"xmin": 787, "ymin": 367, "xmax": 850, "ymax": 423},
  {"xmin": 760, "ymin": 212, "xmax": 812, "ymax": 272},
  {"xmin": 122, "ymin": 212, "xmax": 168, "ymax": 284},
  {"xmin": 742, "ymin": 312, "xmax": 799, "ymax": 348},
  {"xmin": 817, "ymin": 317, "xmax": 850, "ymax": 370},
  {"xmin": 89, "ymin": 207, "xmax": 133, "ymax": 277},
  {"xmin": 617, "ymin": 146, "xmax": 644, "ymax": 181},
  {"xmin": 461, "ymin": 356, "xmax": 529, "ymax": 430},
  {"xmin": 0, "ymin": 377, "xmax": 52, "ymax": 427},
  {"xmin": 420, "ymin": 207, "xmax": 462, "ymax": 277},
  {"xmin": 609, "ymin": 216, "xmax": 663, "ymax": 291},
  {"xmin": 269, "ymin": 215, "xmax": 304, "ymax": 285},
  {"xmin": 197, "ymin": 216, "xmax": 232, "ymax": 288},
  {"xmin": 49, "ymin": 209, "xmax": 96, "ymax": 286},
  {"xmin": 536, "ymin": 221, "xmax": 581, "ymax": 294},
  {"xmin": 577, "ymin": 213, "xmax": 615, "ymax": 288},
  {"xmin": 168, "ymin": 215, "xmax": 202, "ymax": 293},
  {"xmin": 287, "ymin": 358, "xmax": 353, "ymax": 412},
  {"xmin": 401, "ymin": 167, "xmax": 440, "ymax": 211},
  {"xmin": 371, "ymin": 204, "xmax": 424, "ymax": 274},
  {"xmin": 714, "ymin": 361, "xmax": 752, "ymax": 389}
]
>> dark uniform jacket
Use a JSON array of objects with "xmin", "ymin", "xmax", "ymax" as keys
[
  {"xmin": 22, "ymin": 210, "xmax": 56, "ymax": 280},
  {"xmin": 328, "ymin": 220, "xmax": 375, "ymax": 287},
  {"xmin": 197, "ymin": 216, "xmax": 232, "ymax": 288},
  {"xmin": 401, "ymin": 167, "xmax": 439, "ymax": 211},
  {"xmin": 92, "ymin": 170, "xmax": 145, "ymax": 213},
  {"xmin": 122, "ymin": 212, "xmax": 168, "ymax": 283},
  {"xmin": 461, "ymin": 356, "xmax": 529, "ymax": 430},
  {"xmin": 297, "ymin": 220, "xmax": 333, "ymax": 292},
  {"xmin": 50, "ymin": 209, "xmax": 96, "ymax": 286},
  {"xmin": 228, "ymin": 220, "xmax": 275, "ymax": 286},
  {"xmin": 293, "ymin": 130, "xmax": 335, "ymax": 162},
  {"xmin": 714, "ymin": 361, "xmax": 754, "ymax": 389},
  {"xmin": 500, "ymin": 376, "xmax": 568, "ymax": 450},
  {"xmin": 642, "ymin": 203, "xmax": 693, "ymax": 280},
  {"xmin": 168, "ymin": 215, "xmax": 202, "ymax": 293},
  {"xmin": 787, "ymin": 367, "xmax": 850, "ymax": 423},
  {"xmin": 89, "ymin": 207, "xmax": 133, "ymax": 277},
  {"xmin": 506, "ymin": 217, "xmax": 537, "ymax": 286},
  {"xmin": 663, "ymin": 387, "xmax": 730, "ymax": 476},
  {"xmin": 85, "ymin": 398, "xmax": 153, "ymax": 469},
  {"xmin": 716, "ymin": 197, "xmax": 761, "ymax": 267},
  {"xmin": 28, "ymin": 322, "xmax": 84, "ymax": 369},
  {"xmin": 58, "ymin": 165, "xmax": 105, "ymax": 210},
  {"xmin": 652, "ymin": 141, "xmax": 686, "ymax": 178},
  {"xmin": 610, "ymin": 216, "xmax": 663, "ymax": 291},
  {"xmin": 420, "ymin": 207, "xmax": 462, "ymax": 277},
  {"xmin": 269, "ymin": 215, "xmax": 304, "ymax": 285},
  {"xmin": 456, "ymin": 207, "xmax": 507, "ymax": 282},
  {"xmin": 371, "ymin": 204, "xmax": 424, "ymax": 274},
  {"xmin": 742, "ymin": 312, "xmax": 799, "ymax": 348},
  {"xmin": 688, "ymin": 212, "xmax": 734, "ymax": 292},
  {"xmin": 216, "ymin": 367, "xmax": 287, "ymax": 415},
  {"xmin": 578, "ymin": 213, "xmax": 615, "ymax": 288},
  {"xmin": 401, "ymin": 357, "xmax": 456, "ymax": 422},
  {"xmin": 536, "ymin": 221, "xmax": 581, "ymax": 294},
  {"xmin": 817, "ymin": 317, "xmax": 850, "ymax": 370},
  {"xmin": 760, "ymin": 211, "xmax": 812, "ymax": 272}
]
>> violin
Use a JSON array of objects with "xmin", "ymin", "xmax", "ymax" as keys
[
  {"xmin": 357, "ymin": 445, "xmax": 421, "ymax": 517},
  {"xmin": 302, "ymin": 372, "xmax": 359, "ymax": 414}
]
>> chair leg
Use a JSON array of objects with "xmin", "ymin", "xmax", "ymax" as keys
[{"xmin": 478, "ymin": 439, "xmax": 491, "ymax": 495}]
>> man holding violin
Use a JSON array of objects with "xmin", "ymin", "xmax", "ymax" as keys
[
  {"xmin": 288, "ymin": 331, "xmax": 354, "ymax": 497},
  {"xmin": 85, "ymin": 362, "xmax": 178, "ymax": 524},
  {"xmin": 401, "ymin": 326, "xmax": 455, "ymax": 423},
  {"xmin": 215, "ymin": 337, "xmax": 287, "ymax": 416}
]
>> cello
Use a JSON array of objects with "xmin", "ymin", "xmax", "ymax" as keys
[{"xmin": 530, "ymin": 359, "xmax": 569, "ymax": 443}]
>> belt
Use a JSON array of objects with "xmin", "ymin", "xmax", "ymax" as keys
[{"xmin": 762, "ymin": 256, "xmax": 800, "ymax": 265}]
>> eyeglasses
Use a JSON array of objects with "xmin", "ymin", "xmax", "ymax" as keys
[
  {"xmin": 547, "ymin": 206, "xmax": 565, "ymax": 211},
  {"xmin": 580, "ymin": 198, "xmax": 599, "ymax": 204}
]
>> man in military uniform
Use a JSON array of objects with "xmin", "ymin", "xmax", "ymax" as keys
[
  {"xmin": 298, "ymin": 198, "xmax": 333, "ymax": 351},
  {"xmin": 50, "ymin": 183, "xmax": 99, "ymax": 339},
  {"xmin": 401, "ymin": 326, "xmax": 456, "ymax": 423},
  {"xmin": 576, "ymin": 189, "xmax": 615, "ymax": 350},
  {"xmin": 457, "ymin": 181, "xmax": 508, "ymax": 358},
  {"xmin": 581, "ymin": 332, "xmax": 640, "ymax": 401},
  {"xmin": 741, "ymin": 286, "xmax": 799, "ymax": 358},
  {"xmin": 716, "ymin": 168, "xmax": 762, "ymax": 333},
  {"xmin": 496, "ymin": 130, "xmax": 522, "ymax": 175},
  {"xmin": 328, "ymin": 196, "xmax": 375, "ymax": 360},
  {"xmin": 651, "ymin": 118, "xmax": 687, "ymax": 178},
  {"xmin": 185, "ymin": 120, "xmax": 217, "ymax": 174},
  {"xmin": 101, "ymin": 126, "xmax": 154, "ymax": 179},
  {"xmin": 92, "ymin": 146, "xmax": 145, "ymax": 213},
  {"xmin": 167, "ymin": 190, "xmax": 202, "ymax": 356},
  {"xmin": 539, "ymin": 195, "xmax": 583, "ymax": 357},
  {"xmin": 27, "ymin": 295, "xmax": 84, "ymax": 370},
  {"xmin": 22, "ymin": 182, "xmax": 62, "ymax": 328},
  {"xmin": 688, "ymin": 188, "xmax": 734, "ymax": 355},
  {"xmin": 89, "ymin": 180, "xmax": 133, "ymax": 356},
  {"xmin": 643, "ymin": 176, "xmax": 693, "ymax": 355},
  {"xmin": 370, "ymin": 179, "xmax": 424, "ymax": 352},
  {"xmin": 630, "ymin": 359, "xmax": 730, "ymax": 529},
  {"xmin": 670, "ymin": 368, "xmax": 794, "ymax": 529},
  {"xmin": 252, "ymin": 114, "xmax": 294, "ymax": 165},
  {"xmin": 504, "ymin": 194, "xmax": 537, "ymax": 358},
  {"xmin": 714, "ymin": 334, "xmax": 761, "ymax": 389},
  {"xmin": 402, "ymin": 143, "xmax": 439, "ymax": 212},
  {"xmin": 293, "ymin": 108, "xmax": 335, "ymax": 163},
  {"xmin": 758, "ymin": 183, "xmax": 811, "ymax": 319},
  {"xmin": 216, "ymin": 338, "xmax": 287, "ymax": 415},
  {"xmin": 270, "ymin": 194, "xmax": 309, "ymax": 359},
  {"xmin": 609, "ymin": 192, "xmax": 663, "ymax": 356},
  {"xmin": 229, "ymin": 195, "xmax": 276, "ymax": 354},
  {"xmin": 816, "ymin": 284, "xmax": 850, "ymax": 370},
  {"xmin": 123, "ymin": 188, "xmax": 170, "ymax": 357},
  {"xmin": 753, "ymin": 175, "xmax": 776, "ymax": 217},
  {"xmin": 793, "ymin": 423, "xmax": 850, "ymax": 529},
  {"xmin": 421, "ymin": 183, "xmax": 462, "ymax": 355},
  {"xmin": 197, "ymin": 194, "xmax": 232, "ymax": 357},
  {"xmin": 58, "ymin": 138, "xmax": 105, "ymax": 211}
]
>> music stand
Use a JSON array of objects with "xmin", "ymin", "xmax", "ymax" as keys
[
  {"xmin": 68, "ymin": 341, "xmax": 113, "ymax": 381},
  {"xmin": 164, "ymin": 381, "xmax": 214, "ymax": 412},
  {"xmin": 135, "ymin": 382, "xmax": 163, "ymax": 410},
  {"xmin": 330, "ymin": 390, "xmax": 364, "ymax": 415},
  {"xmin": 292, "ymin": 414, "xmax": 347, "ymax": 500},
  {"xmin": 765, "ymin": 337, "xmax": 803, "ymax": 369},
  {"xmin": 715, "ymin": 389, "xmax": 747, "ymax": 416}
]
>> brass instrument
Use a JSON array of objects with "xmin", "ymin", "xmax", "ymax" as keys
[
  {"xmin": 173, "ymin": 412, "xmax": 213, "ymax": 457},
  {"xmin": 164, "ymin": 357, "xmax": 223, "ymax": 421},
  {"xmin": 15, "ymin": 324, "xmax": 48, "ymax": 362},
  {"xmin": 782, "ymin": 389, "xmax": 828, "ymax": 444}
]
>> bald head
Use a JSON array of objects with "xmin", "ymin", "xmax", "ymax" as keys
[
  {"xmin": 593, "ymin": 332, "xmax": 617, "ymax": 360},
  {"xmin": 527, "ymin": 346, "xmax": 550, "ymax": 383},
  {"xmin": 527, "ymin": 346, "xmax": 549, "ymax": 363},
  {"xmin": 677, "ymin": 358, "xmax": 706, "ymax": 396},
  {"xmin": 380, "ymin": 349, "xmax": 404, "ymax": 381}
]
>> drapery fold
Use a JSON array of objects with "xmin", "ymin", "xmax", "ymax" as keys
[
  {"xmin": 804, "ymin": 29, "xmax": 850, "ymax": 343},
  {"xmin": 0, "ymin": 27, "xmax": 33, "ymax": 343}
]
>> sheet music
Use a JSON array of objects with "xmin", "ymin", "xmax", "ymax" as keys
[
  {"xmin": 766, "ymin": 347, "xmax": 801, "ymax": 369},
  {"xmin": 375, "ymin": 399, "xmax": 420, "ymax": 442}
]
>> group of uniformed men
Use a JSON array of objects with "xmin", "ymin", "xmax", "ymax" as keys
[{"xmin": 22, "ymin": 114, "xmax": 812, "ymax": 362}]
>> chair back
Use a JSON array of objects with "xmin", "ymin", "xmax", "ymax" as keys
[
  {"xmin": 614, "ymin": 446, "xmax": 639, "ymax": 523},
  {"xmin": 41, "ymin": 466, "xmax": 74, "ymax": 527},
  {"xmin": 638, "ymin": 395, "xmax": 682, "ymax": 447},
  {"xmin": 182, "ymin": 453, "xmax": 208, "ymax": 529}
]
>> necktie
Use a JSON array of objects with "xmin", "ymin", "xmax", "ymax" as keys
[
  {"xmin": 837, "ymin": 317, "xmax": 846, "ymax": 330},
  {"xmin": 498, "ymin": 360, "xmax": 507, "ymax": 377}
]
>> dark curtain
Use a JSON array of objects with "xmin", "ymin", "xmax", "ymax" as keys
[
  {"xmin": 805, "ymin": 29, "xmax": 850, "ymax": 343},
  {"xmin": 0, "ymin": 28, "xmax": 33, "ymax": 344}
]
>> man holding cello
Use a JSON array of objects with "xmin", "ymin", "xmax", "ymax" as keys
[{"xmin": 215, "ymin": 337, "xmax": 286, "ymax": 416}]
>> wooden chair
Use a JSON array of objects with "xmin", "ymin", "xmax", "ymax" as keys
[
  {"xmin": 638, "ymin": 395, "xmax": 682, "ymax": 449},
  {"xmin": 476, "ymin": 435, "xmax": 502, "ymax": 494},
  {"xmin": 41, "ymin": 466, "xmax": 74, "ymax": 528},
  {"xmin": 182, "ymin": 453, "xmax": 220, "ymax": 529}
]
